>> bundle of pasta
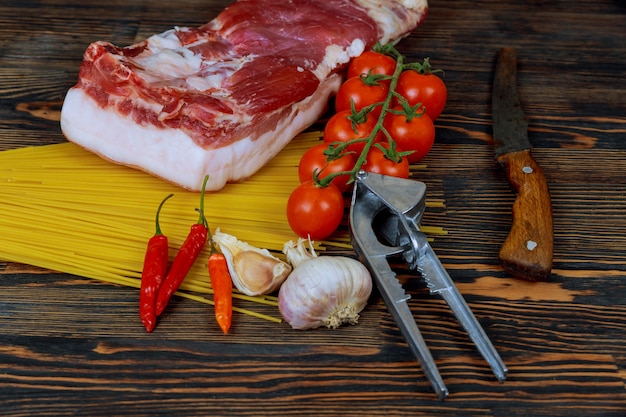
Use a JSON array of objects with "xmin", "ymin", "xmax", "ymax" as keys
[
  {"xmin": 0, "ymin": 131, "xmax": 446, "ymax": 322},
  {"xmin": 0, "ymin": 132, "xmax": 343, "ymax": 321}
]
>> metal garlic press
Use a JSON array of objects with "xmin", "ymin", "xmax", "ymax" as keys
[{"xmin": 349, "ymin": 171, "xmax": 508, "ymax": 400}]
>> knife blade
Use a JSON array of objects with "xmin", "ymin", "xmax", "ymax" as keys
[{"xmin": 492, "ymin": 47, "xmax": 553, "ymax": 281}]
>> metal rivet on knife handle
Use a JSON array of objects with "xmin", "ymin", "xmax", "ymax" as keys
[{"xmin": 492, "ymin": 47, "xmax": 554, "ymax": 281}]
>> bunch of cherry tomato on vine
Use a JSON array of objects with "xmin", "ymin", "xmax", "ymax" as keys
[{"xmin": 287, "ymin": 43, "xmax": 448, "ymax": 241}]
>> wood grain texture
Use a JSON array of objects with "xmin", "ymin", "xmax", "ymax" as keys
[{"xmin": 1, "ymin": 0, "xmax": 625, "ymax": 416}]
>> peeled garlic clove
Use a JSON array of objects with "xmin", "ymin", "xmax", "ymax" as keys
[
  {"xmin": 279, "ymin": 238, "xmax": 372, "ymax": 330},
  {"xmin": 213, "ymin": 229, "xmax": 292, "ymax": 296}
]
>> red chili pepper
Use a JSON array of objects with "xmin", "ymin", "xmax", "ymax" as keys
[
  {"xmin": 155, "ymin": 176, "xmax": 210, "ymax": 317},
  {"xmin": 139, "ymin": 193, "xmax": 173, "ymax": 333},
  {"xmin": 208, "ymin": 252, "xmax": 233, "ymax": 334}
]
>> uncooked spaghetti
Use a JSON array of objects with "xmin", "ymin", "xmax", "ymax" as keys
[{"xmin": 0, "ymin": 131, "xmax": 446, "ymax": 323}]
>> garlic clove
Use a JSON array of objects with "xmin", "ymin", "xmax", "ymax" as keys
[
  {"xmin": 232, "ymin": 250, "xmax": 292, "ymax": 295},
  {"xmin": 213, "ymin": 229, "xmax": 292, "ymax": 296}
]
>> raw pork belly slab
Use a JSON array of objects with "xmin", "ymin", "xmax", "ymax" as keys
[{"xmin": 61, "ymin": 0, "xmax": 428, "ymax": 191}]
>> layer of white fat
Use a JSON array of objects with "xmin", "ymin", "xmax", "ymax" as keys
[
  {"xmin": 60, "ymin": 74, "xmax": 343, "ymax": 191},
  {"xmin": 314, "ymin": 39, "xmax": 366, "ymax": 80},
  {"xmin": 313, "ymin": 0, "xmax": 428, "ymax": 80},
  {"xmin": 355, "ymin": 0, "xmax": 428, "ymax": 44}
]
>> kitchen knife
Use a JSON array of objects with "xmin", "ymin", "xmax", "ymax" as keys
[{"xmin": 492, "ymin": 47, "xmax": 553, "ymax": 281}]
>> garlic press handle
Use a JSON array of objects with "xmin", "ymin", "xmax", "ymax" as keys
[
  {"xmin": 363, "ymin": 254, "xmax": 449, "ymax": 400},
  {"xmin": 350, "ymin": 177, "xmax": 449, "ymax": 400},
  {"xmin": 415, "ymin": 240, "xmax": 509, "ymax": 383}
]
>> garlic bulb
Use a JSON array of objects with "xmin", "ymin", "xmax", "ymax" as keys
[
  {"xmin": 212, "ymin": 229, "xmax": 292, "ymax": 296},
  {"xmin": 279, "ymin": 238, "xmax": 372, "ymax": 330}
]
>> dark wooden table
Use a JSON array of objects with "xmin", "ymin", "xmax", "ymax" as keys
[{"xmin": 1, "ymin": 1, "xmax": 625, "ymax": 415}]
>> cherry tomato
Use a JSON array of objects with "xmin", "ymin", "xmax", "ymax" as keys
[
  {"xmin": 383, "ymin": 108, "xmax": 435, "ymax": 164},
  {"xmin": 298, "ymin": 143, "xmax": 355, "ymax": 193},
  {"xmin": 395, "ymin": 70, "xmax": 447, "ymax": 121},
  {"xmin": 286, "ymin": 181, "xmax": 344, "ymax": 241},
  {"xmin": 323, "ymin": 109, "xmax": 382, "ymax": 156},
  {"xmin": 335, "ymin": 76, "xmax": 388, "ymax": 114},
  {"xmin": 362, "ymin": 143, "xmax": 410, "ymax": 179},
  {"xmin": 347, "ymin": 51, "xmax": 397, "ymax": 79}
]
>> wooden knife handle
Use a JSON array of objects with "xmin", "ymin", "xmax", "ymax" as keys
[{"xmin": 497, "ymin": 149, "xmax": 553, "ymax": 280}]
